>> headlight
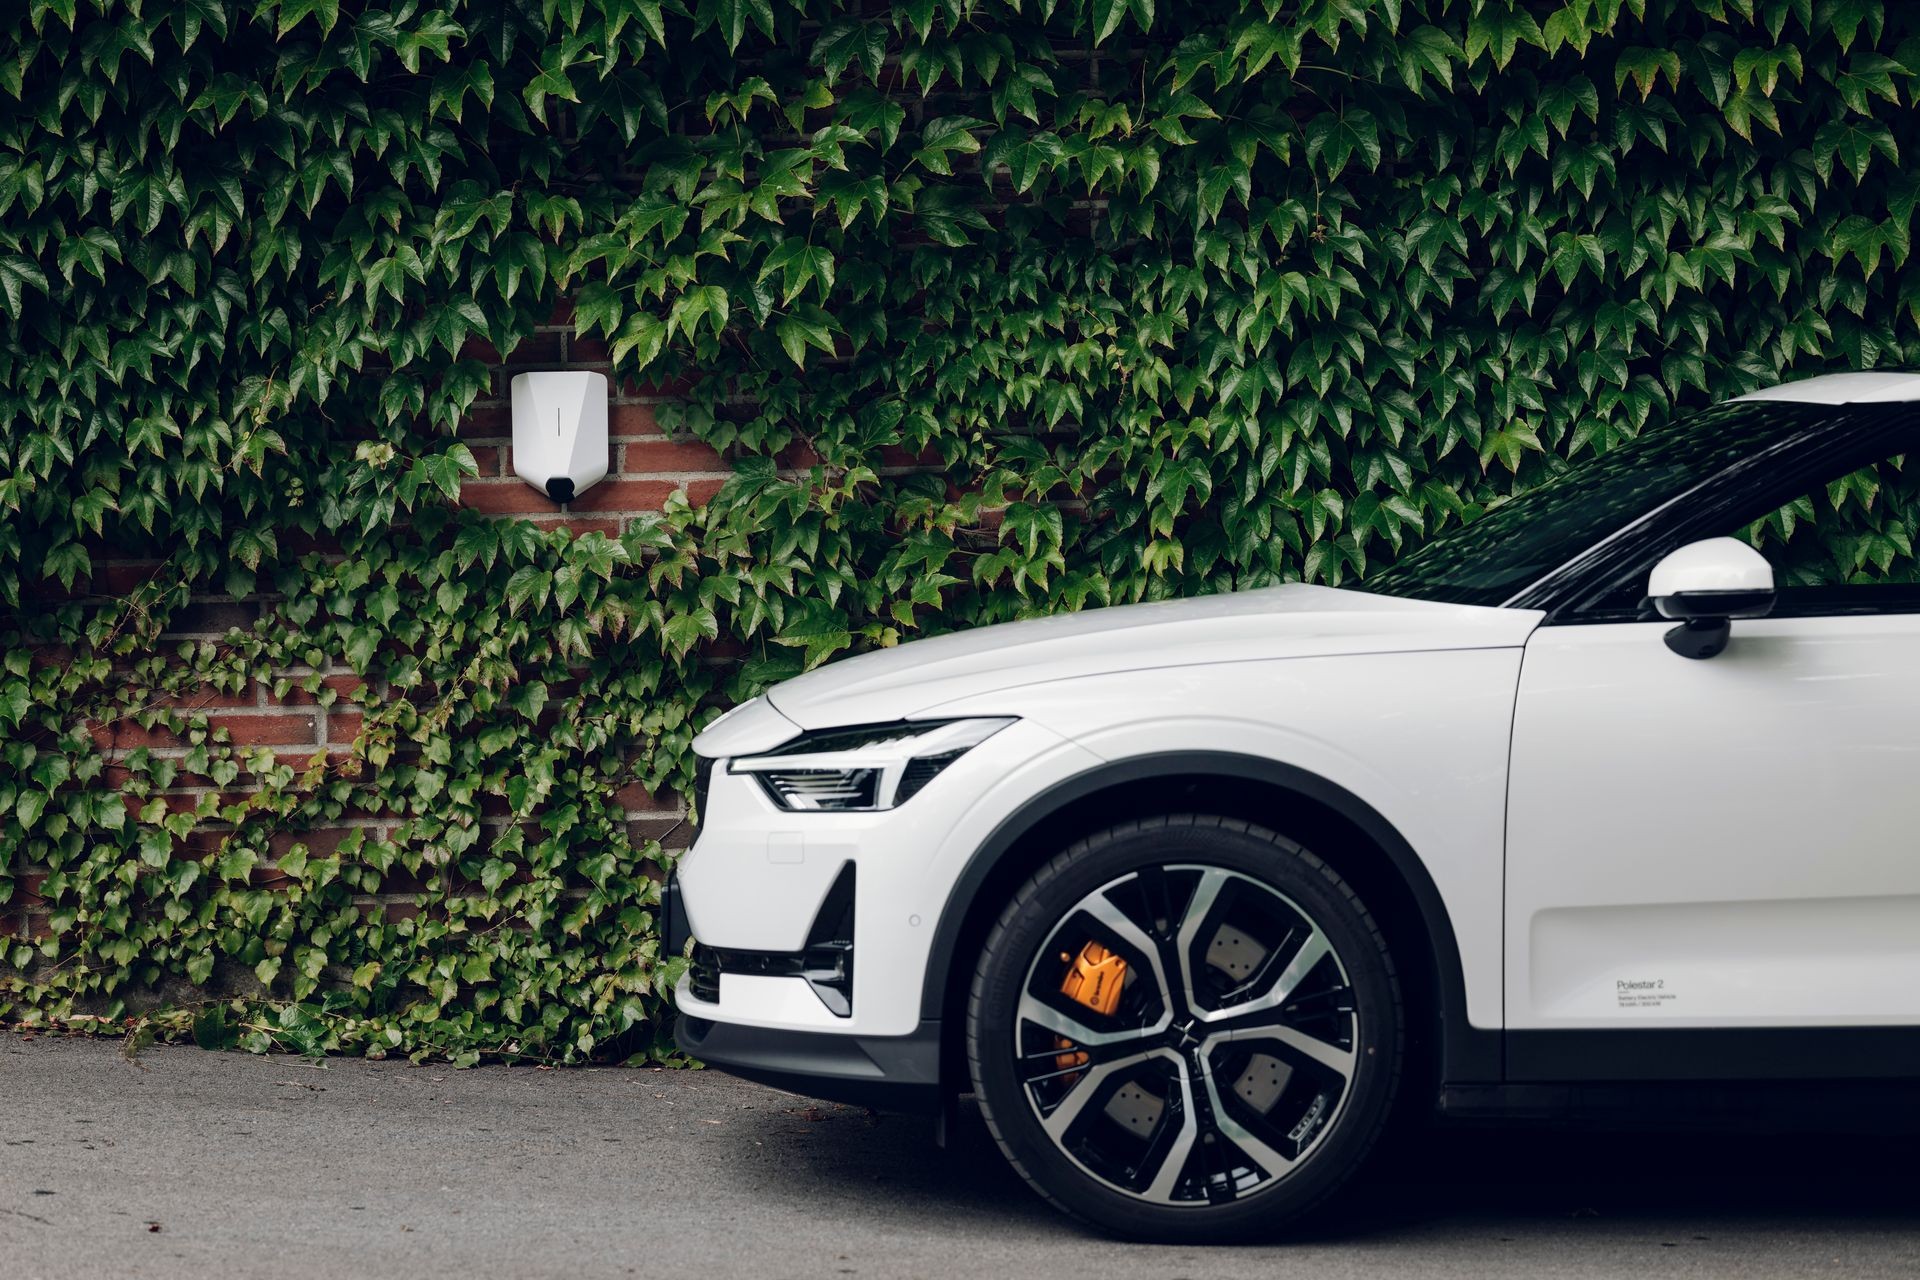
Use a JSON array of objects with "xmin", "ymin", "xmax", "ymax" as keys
[{"xmin": 729, "ymin": 718, "xmax": 1016, "ymax": 812}]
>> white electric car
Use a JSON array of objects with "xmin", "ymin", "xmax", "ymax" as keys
[{"xmin": 670, "ymin": 372, "xmax": 1920, "ymax": 1240}]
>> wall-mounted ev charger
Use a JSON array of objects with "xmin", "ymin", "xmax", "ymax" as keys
[{"xmin": 511, "ymin": 370, "xmax": 609, "ymax": 504}]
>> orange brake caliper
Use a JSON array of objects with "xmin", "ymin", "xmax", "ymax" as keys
[{"xmin": 1054, "ymin": 941, "xmax": 1128, "ymax": 1072}]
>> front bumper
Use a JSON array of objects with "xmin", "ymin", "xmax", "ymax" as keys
[
  {"xmin": 675, "ymin": 1015, "xmax": 943, "ymax": 1112},
  {"xmin": 669, "ymin": 715, "xmax": 1105, "ymax": 1106}
]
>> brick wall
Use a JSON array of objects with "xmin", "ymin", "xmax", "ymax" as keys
[{"xmin": 6, "ymin": 308, "xmax": 728, "ymax": 947}]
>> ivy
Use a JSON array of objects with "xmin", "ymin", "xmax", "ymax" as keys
[{"xmin": 4, "ymin": 0, "xmax": 1920, "ymax": 1063}]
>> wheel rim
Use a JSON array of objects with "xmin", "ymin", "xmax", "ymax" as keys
[{"xmin": 1014, "ymin": 863, "xmax": 1359, "ymax": 1207}]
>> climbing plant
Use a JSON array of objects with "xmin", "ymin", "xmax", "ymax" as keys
[{"xmin": 4, "ymin": 0, "xmax": 1920, "ymax": 1062}]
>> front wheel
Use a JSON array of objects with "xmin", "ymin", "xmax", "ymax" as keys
[{"xmin": 965, "ymin": 815, "xmax": 1403, "ymax": 1242}]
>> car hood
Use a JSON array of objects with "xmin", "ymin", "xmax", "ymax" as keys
[{"xmin": 764, "ymin": 584, "xmax": 1542, "ymax": 729}]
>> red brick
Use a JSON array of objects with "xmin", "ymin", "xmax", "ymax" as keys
[
  {"xmin": 209, "ymin": 712, "xmax": 317, "ymax": 746},
  {"xmin": 614, "ymin": 782, "xmax": 673, "ymax": 812},
  {"xmin": 579, "ymin": 477, "xmax": 727, "ymax": 511},
  {"xmin": 503, "ymin": 332, "xmax": 565, "ymax": 366},
  {"xmin": 880, "ymin": 444, "xmax": 944, "ymax": 469},
  {"xmin": 778, "ymin": 441, "xmax": 824, "ymax": 469},
  {"xmin": 268, "ymin": 827, "xmax": 355, "ymax": 857},
  {"xmin": 468, "ymin": 445, "xmax": 505, "ymax": 476},
  {"xmin": 620, "ymin": 437, "xmax": 727, "ymax": 472},
  {"xmin": 91, "ymin": 720, "xmax": 186, "ymax": 751},
  {"xmin": 94, "ymin": 562, "xmax": 165, "ymax": 594},
  {"xmin": 548, "ymin": 297, "xmax": 575, "ymax": 325},
  {"xmin": 459, "ymin": 336, "xmax": 503, "ymax": 364},
  {"xmin": 30, "ymin": 645, "xmax": 72, "ymax": 671},
  {"xmin": 327, "ymin": 710, "xmax": 365, "ymax": 745},
  {"xmin": 609, "ymin": 402, "xmax": 659, "ymax": 438},
  {"xmin": 618, "ymin": 375, "xmax": 693, "ymax": 399},
  {"xmin": 163, "ymin": 602, "xmax": 258, "ymax": 635},
  {"xmin": 371, "ymin": 865, "xmax": 436, "ymax": 894},
  {"xmin": 565, "ymin": 479, "xmax": 681, "ymax": 513},
  {"xmin": 461, "ymin": 481, "xmax": 563, "ymax": 514},
  {"xmin": 569, "ymin": 334, "xmax": 610, "ymax": 362},
  {"xmin": 156, "ymin": 687, "xmax": 258, "ymax": 712},
  {"xmin": 283, "ymin": 674, "xmax": 370, "ymax": 706},
  {"xmin": 631, "ymin": 817, "xmax": 692, "ymax": 850},
  {"xmin": 464, "ymin": 404, "xmax": 512, "ymax": 434}
]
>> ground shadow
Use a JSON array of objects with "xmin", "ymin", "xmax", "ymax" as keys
[{"xmin": 723, "ymin": 1092, "xmax": 1920, "ymax": 1242}]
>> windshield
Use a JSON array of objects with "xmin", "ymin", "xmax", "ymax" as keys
[{"xmin": 1362, "ymin": 401, "xmax": 1831, "ymax": 607}]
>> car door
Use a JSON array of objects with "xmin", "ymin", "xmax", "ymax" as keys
[{"xmin": 1503, "ymin": 447, "xmax": 1920, "ymax": 1068}]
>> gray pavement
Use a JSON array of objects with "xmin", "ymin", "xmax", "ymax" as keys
[{"xmin": 3, "ymin": 1032, "xmax": 1918, "ymax": 1278}]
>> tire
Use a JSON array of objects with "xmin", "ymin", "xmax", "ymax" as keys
[{"xmin": 965, "ymin": 814, "xmax": 1403, "ymax": 1243}]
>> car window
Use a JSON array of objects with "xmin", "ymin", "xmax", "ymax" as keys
[
  {"xmin": 1743, "ymin": 454, "xmax": 1920, "ymax": 585},
  {"xmin": 1574, "ymin": 437, "xmax": 1920, "ymax": 620},
  {"xmin": 1360, "ymin": 400, "xmax": 1836, "ymax": 607}
]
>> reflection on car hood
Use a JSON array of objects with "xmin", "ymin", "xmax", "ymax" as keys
[{"xmin": 764, "ymin": 584, "xmax": 1542, "ymax": 729}]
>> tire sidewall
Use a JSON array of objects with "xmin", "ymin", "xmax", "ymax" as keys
[{"xmin": 967, "ymin": 818, "xmax": 1401, "ymax": 1242}]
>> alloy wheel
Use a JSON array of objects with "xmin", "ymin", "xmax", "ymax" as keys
[{"xmin": 1012, "ymin": 864, "xmax": 1359, "ymax": 1207}]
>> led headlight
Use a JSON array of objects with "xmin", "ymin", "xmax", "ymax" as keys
[{"xmin": 730, "ymin": 718, "xmax": 1016, "ymax": 812}]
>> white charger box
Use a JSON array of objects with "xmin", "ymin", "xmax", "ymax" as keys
[{"xmin": 510, "ymin": 370, "xmax": 608, "ymax": 504}]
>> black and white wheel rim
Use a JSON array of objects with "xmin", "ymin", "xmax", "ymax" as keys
[{"xmin": 1015, "ymin": 864, "xmax": 1358, "ymax": 1207}]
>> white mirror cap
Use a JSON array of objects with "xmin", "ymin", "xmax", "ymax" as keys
[{"xmin": 1648, "ymin": 537, "xmax": 1776, "ymax": 598}]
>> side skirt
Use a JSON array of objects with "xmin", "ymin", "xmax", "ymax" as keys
[
  {"xmin": 1505, "ymin": 1026, "xmax": 1920, "ymax": 1083},
  {"xmin": 1440, "ymin": 1079, "xmax": 1920, "ymax": 1134}
]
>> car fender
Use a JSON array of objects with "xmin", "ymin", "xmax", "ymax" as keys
[{"xmin": 919, "ymin": 647, "xmax": 1525, "ymax": 1082}]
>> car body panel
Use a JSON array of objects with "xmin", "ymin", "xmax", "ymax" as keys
[
  {"xmin": 924, "ymin": 644, "xmax": 1534, "ymax": 1030},
  {"xmin": 678, "ymin": 590, "xmax": 1539, "ymax": 1037},
  {"xmin": 1507, "ymin": 612, "xmax": 1920, "ymax": 1028}
]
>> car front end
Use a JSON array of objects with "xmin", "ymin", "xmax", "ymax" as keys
[
  {"xmin": 670, "ymin": 693, "xmax": 1099, "ymax": 1110},
  {"xmin": 667, "ymin": 582, "xmax": 1537, "ymax": 1111}
]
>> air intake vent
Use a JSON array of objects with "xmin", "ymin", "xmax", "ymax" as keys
[
  {"xmin": 682, "ymin": 864, "xmax": 857, "ymax": 1016},
  {"xmin": 690, "ymin": 755, "xmax": 716, "ymax": 832}
]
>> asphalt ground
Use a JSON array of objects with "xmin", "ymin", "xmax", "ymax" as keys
[{"xmin": 3, "ymin": 1033, "xmax": 1918, "ymax": 1278}]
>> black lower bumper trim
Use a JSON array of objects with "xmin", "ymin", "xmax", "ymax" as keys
[
  {"xmin": 675, "ymin": 1015, "xmax": 942, "ymax": 1113},
  {"xmin": 662, "ymin": 871, "xmax": 691, "ymax": 957}
]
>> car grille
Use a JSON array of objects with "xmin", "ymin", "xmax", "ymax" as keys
[
  {"xmin": 688, "ymin": 944, "xmax": 722, "ymax": 1003},
  {"xmin": 680, "ymin": 864, "xmax": 857, "ymax": 1017}
]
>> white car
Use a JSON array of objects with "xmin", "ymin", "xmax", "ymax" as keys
[{"xmin": 669, "ymin": 371, "xmax": 1920, "ymax": 1240}]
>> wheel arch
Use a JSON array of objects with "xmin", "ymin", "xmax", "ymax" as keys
[{"xmin": 925, "ymin": 751, "xmax": 1499, "ymax": 1089}]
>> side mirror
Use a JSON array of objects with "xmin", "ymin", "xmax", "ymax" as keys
[{"xmin": 1648, "ymin": 537, "xmax": 1776, "ymax": 660}]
